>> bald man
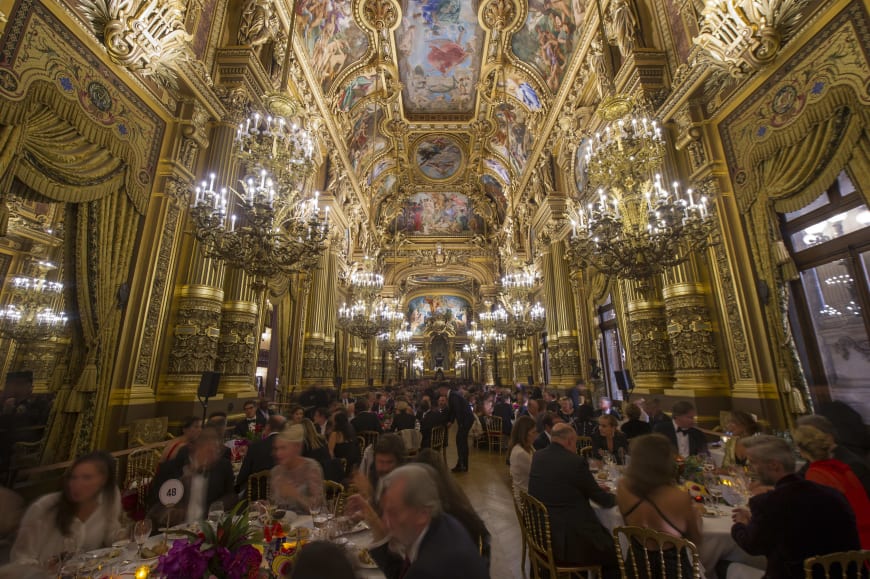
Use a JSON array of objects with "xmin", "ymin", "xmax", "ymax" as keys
[{"xmin": 528, "ymin": 423, "xmax": 619, "ymax": 578}]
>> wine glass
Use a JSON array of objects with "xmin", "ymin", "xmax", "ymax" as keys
[
  {"xmin": 208, "ymin": 501, "xmax": 225, "ymax": 526},
  {"xmin": 709, "ymin": 485, "xmax": 725, "ymax": 515},
  {"xmin": 133, "ymin": 519, "xmax": 152, "ymax": 558},
  {"xmin": 310, "ymin": 492, "xmax": 327, "ymax": 532}
]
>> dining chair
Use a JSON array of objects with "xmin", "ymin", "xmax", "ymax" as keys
[
  {"xmin": 518, "ymin": 489, "xmax": 601, "ymax": 578},
  {"xmin": 511, "ymin": 486, "xmax": 529, "ymax": 576},
  {"xmin": 323, "ymin": 479, "xmax": 345, "ymax": 515},
  {"xmin": 247, "ymin": 469, "xmax": 271, "ymax": 503},
  {"xmin": 430, "ymin": 425, "xmax": 447, "ymax": 464},
  {"xmin": 357, "ymin": 430, "xmax": 380, "ymax": 456},
  {"xmin": 125, "ymin": 447, "xmax": 159, "ymax": 488},
  {"xmin": 803, "ymin": 549, "xmax": 870, "ymax": 578},
  {"xmin": 612, "ymin": 526, "xmax": 702, "ymax": 579},
  {"xmin": 576, "ymin": 436, "xmax": 593, "ymax": 452},
  {"xmin": 578, "ymin": 445, "xmax": 595, "ymax": 459},
  {"xmin": 483, "ymin": 416, "xmax": 504, "ymax": 455}
]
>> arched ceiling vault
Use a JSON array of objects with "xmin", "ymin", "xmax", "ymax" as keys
[{"xmin": 288, "ymin": 0, "xmax": 608, "ymax": 288}]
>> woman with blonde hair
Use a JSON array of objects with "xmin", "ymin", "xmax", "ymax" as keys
[
  {"xmin": 722, "ymin": 410, "xmax": 759, "ymax": 468},
  {"xmin": 793, "ymin": 424, "xmax": 870, "ymax": 548},
  {"xmin": 270, "ymin": 424, "xmax": 325, "ymax": 513}
]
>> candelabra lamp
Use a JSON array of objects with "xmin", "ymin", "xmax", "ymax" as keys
[
  {"xmin": 491, "ymin": 263, "xmax": 546, "ymax": 340},
  {"xmin": 566, "ymin": 96, "xmax": 715, "ymax": 287},
  {"xmin": 189, "ymin": 100, "xmax": 327, "ymax": 291},
  {"xmin": 0, "ymin": 263, "xmax": 68, "ymax": 342}
]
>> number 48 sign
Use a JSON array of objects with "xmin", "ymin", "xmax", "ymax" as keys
[{"xmin": 158, "ymin": 479, "xmax": 184, "ymax": 507}]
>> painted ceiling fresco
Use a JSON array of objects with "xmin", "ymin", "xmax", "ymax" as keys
[
  {"xmin": 392, "ymin": 191, "xmax": 485, "ymax": 236},
  {"xmin": 396, "ymin": 0, "xmax": 484, "ymax": 116},
  {"xmin": 510, "ymin": 0, "xmax": 587, "ymax": 93},
  {"xmin": 295, "ymin": 0, "xmax": 369, "ymax": 94},
  {"xmin": 408, "ymin": 294, "xmax": 471, "ymax": 336},
  {"xmin": 347, "ymin": 105, "xmax": 388, "ymax": 172}
]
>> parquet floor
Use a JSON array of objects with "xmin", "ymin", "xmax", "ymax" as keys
[{"xmin": 443, "ymin": 428, "xmax": 525, "ymax": 579}]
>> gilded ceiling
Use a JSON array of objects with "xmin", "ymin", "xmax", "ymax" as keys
[{"xmin": 290, "ymin": 0, "xmax": 594, "ymax": 253}]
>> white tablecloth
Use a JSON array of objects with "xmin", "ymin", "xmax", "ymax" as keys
[{"xmin": 591, "ymin": 504, "xmax": 766, "ymax": 579}]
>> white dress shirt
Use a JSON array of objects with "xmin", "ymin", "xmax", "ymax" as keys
[{"xmin": 674, "ymin": 420, "xmax": 690, "ymax": 457}]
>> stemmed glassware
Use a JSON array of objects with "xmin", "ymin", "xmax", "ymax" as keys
[{"xmin": 133, "ymin": 519, "xmax": 152, "ymax": 558}]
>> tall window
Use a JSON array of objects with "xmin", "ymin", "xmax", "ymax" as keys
[{"xmin": 781, "ymin": 171, "xmax": 870, "ymax": 417}]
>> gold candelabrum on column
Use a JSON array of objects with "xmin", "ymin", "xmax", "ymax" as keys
[
  {"xmin": 0, "ymin": 261, "xmax": 68, "ymax": 343},
  {"xmin": 566, "ymin": 96, "xmax": 715, "ymax": 291},
  {"xmin": 491, "ymin": 263, "xmax": 546, "ymax": 340},
  {"xmin": 189, "ymin": 101, "xmax": 328, "ymax": 292}
]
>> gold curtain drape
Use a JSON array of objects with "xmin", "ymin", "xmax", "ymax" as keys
[{"xmin": 738, "ymin": 91, "xmax": 870, "ymax": 416}]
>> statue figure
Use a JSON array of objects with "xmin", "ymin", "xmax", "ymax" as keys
[
  {"xmin": 606, "ymin": 0, "xmax": 641, "ymax": 58},
  {"xmin": 238, "ymin": 0, "xmax": 277, "ymax": 47}
]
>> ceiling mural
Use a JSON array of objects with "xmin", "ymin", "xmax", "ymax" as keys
[
  {"xmin": 491, "ymin": 103, "xmax": 533, "ymax": 175},
  {"xmin": 295, "ymin": 0, "xmax": 370, "ymax": 93},
  {"xmin": 484, "ymin": 158, "xmax": 510, "ymax": 185},
  {"xmin": 392, "ymin": 191, "xmax": 484, "ymax": 236},
  {"xmin": 413, "ymin": 135, "xmax": 464, "ymax": 181},
  {"xmin": 369, "ymin": 157, "xmax": 394, "ymax": 185},
  {"xmin": 347, "ymin": 105, "xmax": 388, "ymax": 171},
  {"xmin": 408, "ymin": 274, "xmax": 468, "ymax": 284},
  {"xmin": 396, "ymin": 0, "xmax": 484, "ymax": 116},
  {"xmin": 480, "ymin": 174, "xmax": 507, "ymax": 221},
  {"xmin": 510, "ymin": 0, "xmax": 587, "ymax": 93},
  {"xmin": 335, "ymin": 73, "xmax": 379, "ymax": 113},
  {"xmin": 407, "ymin": 294, "xmax": 471, "ymax": 336}
]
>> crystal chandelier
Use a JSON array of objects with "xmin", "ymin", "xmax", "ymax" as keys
[
  {"xmin": 337, "ymin": 258, "xmax": 394, "ymax": 340},
  {"xmin": 0, "ymin": 264, "xmax": 68, "ymax": 342},
  {"xmin": 490, "ymin": 266, "xmax": 546, "ymax": 340},
  {"xmin": 190, "ymin": 100, "xmax": 327, "ymax": 291},
  {"xmin": 377, "ymin": 313, "xmax": 410, "ymax": 353},
  {"xmin": 566, "ymin": 96, "xmax": 714, "ymax": 285},
  {"xmin": 470, "ymin": 318, "xmax": 506, "ymax": 353}
]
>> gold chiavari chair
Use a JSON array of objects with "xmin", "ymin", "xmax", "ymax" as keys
[
  {"xmin": 804, "ymin": 550, "xmax": 870, "ymax": 578},
  {"xmin": 518, "ymin": 489, "xmax": 601, "ymax": 578},
  {"xmin": 430, "ymin": 425, "xmax": 447, "ymax": 464},
  {"xmin": 357, "ymin": 431, "xmax": 380, "ymax": 456},
  {"xmin": 511, "ymin": 487, "xmax": 529, "ymax": 576},
  {"xmin": 247, "ymin": 470, "xmax": 271, "ymax": 503},
  {"xmin": 482, "ymin": 416, "xmax": 504, "ymax": 455},
  {"xmin": 578, "ymin": 446, "xmax": 595, "ymax": 459},
  {"xmin": 613, "ymin": 526, "xmax": 702, "ymax": 579},
  {"xmin": 125, "ymin": 447, "xmax": 160, "ymax": 512},
  {"xmin": 576, "ymin": 436, "xmax": 593, "ymax": 452},
  {"xmin": 323, "ymin": 480, "xmax": 345, "ymax": 515}
]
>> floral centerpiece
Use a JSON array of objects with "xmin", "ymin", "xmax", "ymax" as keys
[
  {"xmin": 676, "ymin": 454, "xmax": 706, "ymax": 484},
  {"xmin": 155, "ymin": 503, "xmax": 262, "ymax": 579}
]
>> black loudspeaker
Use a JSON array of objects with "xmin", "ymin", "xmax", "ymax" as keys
[
  {"xmin": 198, "ymin": 372, "xmax": 221, "ymax": 398},
  {"xmin": 541, "ymin": 331, "xmax": 548, "ymax": 350},
  {"xmin": 614, "ymin": 370, "xmax": 635, "ymax": 394}
]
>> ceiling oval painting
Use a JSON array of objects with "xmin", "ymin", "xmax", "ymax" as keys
[
  {"xmin": 296, "ymin": 0, "xmax": 369, "ymax": 94},
  {"xmin": 392, "ymin": 191, "xmax": 484, "ymax": 236},
  {"xmin": 396, "ymin": 0, "xmax": 484, "ymax": 116},
  {"xmin": 510, "ymin": 0, "xmax": 587, "ymax": 93},
  {"xmin": 414, "ymin": 135, "xmax": 464, "ymax": 181}
]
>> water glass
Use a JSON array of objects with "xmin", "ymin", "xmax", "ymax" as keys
[{"xmin": 133, "ymin": 519, "xmax": 152, "ymax": 558}]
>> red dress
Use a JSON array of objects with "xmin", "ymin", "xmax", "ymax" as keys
[{"xmin": 806, "ymin": 458, "xmax": 870, "ymax": 548}]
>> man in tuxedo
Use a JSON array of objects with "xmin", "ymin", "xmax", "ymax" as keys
[
  {"xmin": 593, "ymin": 396, "xmax": 622, "ymax": 421},
  {"xmin": 351, "ymin": 399, "xmax": 383, "ymax": 434},
  {"xmin": 731, "ymin": 435, "xmax": 860, "ymax": 578},
  {"xmin": 148, "ymin": 426, "xmax": 237, "ymax": 526},
  {"xmin": 653, "ymin": 401, "xmax": 708, "ymax": 456},
  {"xmin": 233, "ymin": 400, "xmax": 267, "ymax": 438},
  {"xmin": 644, "ymin": 398, "xmax": 669, "ymax": 427},
  {"xmin": 418, "ymin": 401, "xmax": 447, "ymax": 449},
  {"xmin": 492, "ymin": 392, "xmax": 514, "ymax": 437},
  {"xmin": 557, "ymin": 396, "xmax": 580, "ymax": 432},
  {"xmin": 533, "ymin": 412, "xmax": 561, "ymax": 450},
  {"xmin": 313, "ymin": 407, "xmax": 330, "ymax": 437},
  {"xmin": 365, "ymin": 464, "xmax": 489, "ymax": 579},
  {"xmin": 442, "ymin": 385, "xmax": 474, "ymax": 472},
  {"xmin": 255, "ymin": 399, "xmax": 272, "ymax": 423},
  {"xmin": 235, "ymin": 415, "xmax": 286, "ymax": 495},
  {"xmin": 528, "ymin": 424, "xmax": 619, "ymax": 578}
]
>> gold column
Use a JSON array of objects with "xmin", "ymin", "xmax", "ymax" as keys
[
  {"xmin": 216, "ymin": 267, "xmax": 259, "ymax": 397},
  {"xmin": 624, "ymin": 279, "xmax": 674, "ymax": 393},
  {"xmin": 302, "ymin": 250, "xmax": 336, "ymax": 385},
  {"xmin": 552, "ymin": 241, "xmax": 581, "ymax": 384}
]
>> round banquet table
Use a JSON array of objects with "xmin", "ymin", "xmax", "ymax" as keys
[{"xmin": 591, "ymin": 503, "xmax": 766, "ymax": 579}]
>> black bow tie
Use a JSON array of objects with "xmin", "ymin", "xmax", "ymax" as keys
[{"xmin": 677, "ymin": 427, "xmax": 690, "ymax": 434}]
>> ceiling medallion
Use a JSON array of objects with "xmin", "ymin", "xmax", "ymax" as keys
[{"xmin": 413, "ymin": 134, "xmax": 465, "ymax": 182}]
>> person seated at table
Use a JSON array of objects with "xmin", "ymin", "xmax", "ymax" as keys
[
  {"xmin": 390, "ymin": 400, "xmax": 416, "ymax": 432},
  {"xmin": 796, "ymin": 414, "xmax": 870, "ymax": 497},
  {"xmin": 351, "ymin": 399, "xmax": 383, "ymax": 435},
  {"xmin": 792, "ymin": 425, "xmax": 870, "ymax": 548},
  {"xmin": 620, "ymin": 403, "xmax": 652, "ymax": 441},
  {"xmin": 722, "ymin": 410, "xmax": 759, "ymax": 468},
  {"xmin": 592, "ymin": 414, "xmax": 630, "ymax": 464},
  {"xmin": 616, "ymin": 434, "xmax": 702, "ymax": 577},
  {"xmin": 413, "ymin": 449, "xmax": 491, "ymax": 566},
  {"xmin": 654, "ymin": 401, "xmax": 708, "ymax": 457},
  {"xmin": 557, "ymin": 396, "xmax": 580, "ymax": 431},
  {"xmin": 312, "ymin": 407, "xmax": 330, "ymax": 437},
  {"xmin": 644, "ymin": 398, "xmax": 669, "ymax": 428},
  {"xmin": 354, "ymin": 433, "xmax": 406, "ymax": 503},
  {"xmin": 492, "ymin": 392, "xmax": 514, "ymax": 437},
  {"xmin": 270, "ymin": 424, "xmax": 324, "ymax": 513},
  {"xmin": 418, "ymin": 400, "xmax": 447, "ymax": 449},
  {"xmin": 730, "ymin": 435, "xmax": 861, "ymax": 579},
  {"xmin": 508, "ymin": 415, "xmax": 536, "ymax": 493},
  {"xmin": 234, "ymin": 399, "xmax": 267, "ymax": 438},
  {"xmin": 236, "ymin": 414, "xmax": 286, "ymax": 495},
  {"xmin": 287, "ymin": 404, "xmax": 305, "ymax": 425},
  {"xmin": 364, "ymin": 464, "xmax": 489, "ymax": 579},
  {"xmin": 528, "ymin": 423, "xmax": 619, "ymax": 578},
  {"xmin": 594, "ymin": 396, "xmax": 623, "ymax": 421},
  {"xmin": 149, "ymin": 426, "xmax": 237, "ymax": 526},
  {"xmin": 533, "ymin": 411, "xmax": 560, "ymax": 450},
  {"xmin": 328, "ymin": 410, "xmax": 361, "ymax": 470},
  {"xmin": 289, "ymin": 541, "xmax": 358, "ymax": 579},
  {"xmin": 300, "ymin": 418, "xmax": 343, "ymax": 484},
  {"xmin": 11, "ymin": 451, "xmax": 122, "ymax": 568},
  {"xmin": 160, "ymin": 416, "xmax": 202, "ymax": 463}
]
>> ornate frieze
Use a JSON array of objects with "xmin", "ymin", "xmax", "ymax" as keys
[
  {"xmin": 665, "ymin": 302, "xmax": 719, "ymax": 371},
  {"xmin": 628, "ymin": 312, "xmax": 673, "ymax": 373},
  {"xmin": 216, "ymin": 312, "xmax": 258, "ymax": 378},
  {"xmin": 167, "ymin": 296, "xmax": 222, "ymax": 375}
]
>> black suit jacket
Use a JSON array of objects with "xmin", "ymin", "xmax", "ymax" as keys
[
  {"xmin": 619, "ymin": 419, "xmax": 652, "ymax": 440},
  {"xmin": 653, "ymin": 421, "xmax": 708, "ymax": 456},
  {"xmin": 528, "ymin": 443, "xmax": 616, "ymax": 565},
  {"xmin": 351, "ymin": 411, "xmax": 383, "ymax": 434},
  {"xmin": 236, "ymin": 433, "xmax": 278, "ymax": 492},
  {"xmin": 420, "ymin": 410, "xmax": 448, "ymax": 448},
  {"xmin": 148, "ymin": 454, "xmax": 237, "ymax": 522},
  {"xmin": 533, "ymin": 431, "xmax": 550, "ymax": 450},
  {"xmin": 233, "ymin": 416, "xmax": 266, "ymax": 438},
  {"xmin": 492, "ymin": 402, "xmax": 513, "ymax": 435},
  {"xmin": 391, "ymin": 413, "xmax": 417, "ymax": 432},
  {"xmin": 447, "ymin": 390, "xmax": 474, "ymax": 428},
  {"xmin": 732, "ymin": 474, "xmax": 860, "ymax": 578},
  {"xmin": 370, "ymin": 513, "xmax": 489, "ymax": 579},
  {"xmin": 591, "ymin": 432, "xmax": 630, "ymax": 464}
]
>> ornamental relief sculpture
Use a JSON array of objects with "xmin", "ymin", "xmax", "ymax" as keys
[
  {"xmin": 628, "ymin": 316, "xmax": 672, "ymax": 373},
  {"xmin": 666, "ymin": 305, "xmax": 719, "ymax": 371},
  {"xmin": 168, "ymin": 302, "xmax": 222, "ymax": 374},
  {"xmin": 217, "ymin": 318, "xmax": 258, "ymax": 377}
]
